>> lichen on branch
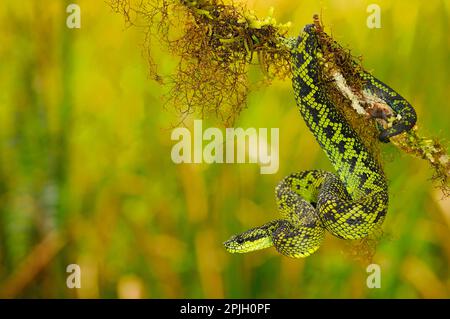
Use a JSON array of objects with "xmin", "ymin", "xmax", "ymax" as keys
[
  {"xmin": 391, "ymin": 129, "xmax": 450, "ymax": 196},
  {"xmin": 109, "ymin": 0, "xmax": 292, "ymax": 125}
]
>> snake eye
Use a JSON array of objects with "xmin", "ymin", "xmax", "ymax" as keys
[{"xmin": 236, "ymin": 237, "xmax": 244, "ymax": 244}]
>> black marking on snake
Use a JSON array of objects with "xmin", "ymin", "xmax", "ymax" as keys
[
  {"xmin": 322, "ymin": 212, "xmax": 336, "ymax": 222},
  {"xmin": 346, "ymin": 216, "xmax": 364, "ymax": 225},
  {"xmin": 348, "ymin": 156, "xmax": 358, "ymax": 173},
  {"xmin": 358, "ymin": 173, "xmax": 370, "ymax": 191},
  {"xmin": 308, "ymin": 106, "xmax": 321, "ymax": 123},
  {"xmin": 323, "ymin": 125, "xmax": 335, "ymax": 139},
  {"xmin": 337, "ymin": 140, "xmax": 346, "ymax": 154},
  {"xmin": 295, "ymin": 76, "xmax": 312, "ymax": 97},
  {"xmin": 373, "ymin": 210, "xmax": 387, "ymax": 223}
]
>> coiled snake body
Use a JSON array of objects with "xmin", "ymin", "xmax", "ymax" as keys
[{"xmin": 224, "ymin": 24, "xmax": 417, "ymax": 258}]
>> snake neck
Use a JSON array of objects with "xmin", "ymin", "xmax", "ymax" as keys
[{"xmin": 290, "ymin": 25, "xmax": 387, "ymax": 198}]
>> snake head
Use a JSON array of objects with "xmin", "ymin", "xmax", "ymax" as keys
[
  {"xmin": 223, "ymin": 233, "xmax": 272, "ymax": 254},
  {"xmin": 223, "ymin": 225, "xmax": 275, "ymax": 253}
]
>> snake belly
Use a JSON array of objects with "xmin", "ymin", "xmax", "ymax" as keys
[{"xmin": 224, "ymin": 24, "xmax": 416, "ymax": 258}]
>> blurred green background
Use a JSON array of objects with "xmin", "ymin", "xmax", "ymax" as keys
[{"xmin": 0, "ymin": 0, "xmax": 449, "ymax": 298}]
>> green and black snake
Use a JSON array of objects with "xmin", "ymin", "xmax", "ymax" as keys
[{"xmin": 224, "ymin": 24, "xmax": 417, "ymax": 258}]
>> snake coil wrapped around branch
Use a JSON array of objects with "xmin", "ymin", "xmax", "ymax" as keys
[{"xmin": 110, "ymin": 0, "xmax": 449, "ymax": 196}]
